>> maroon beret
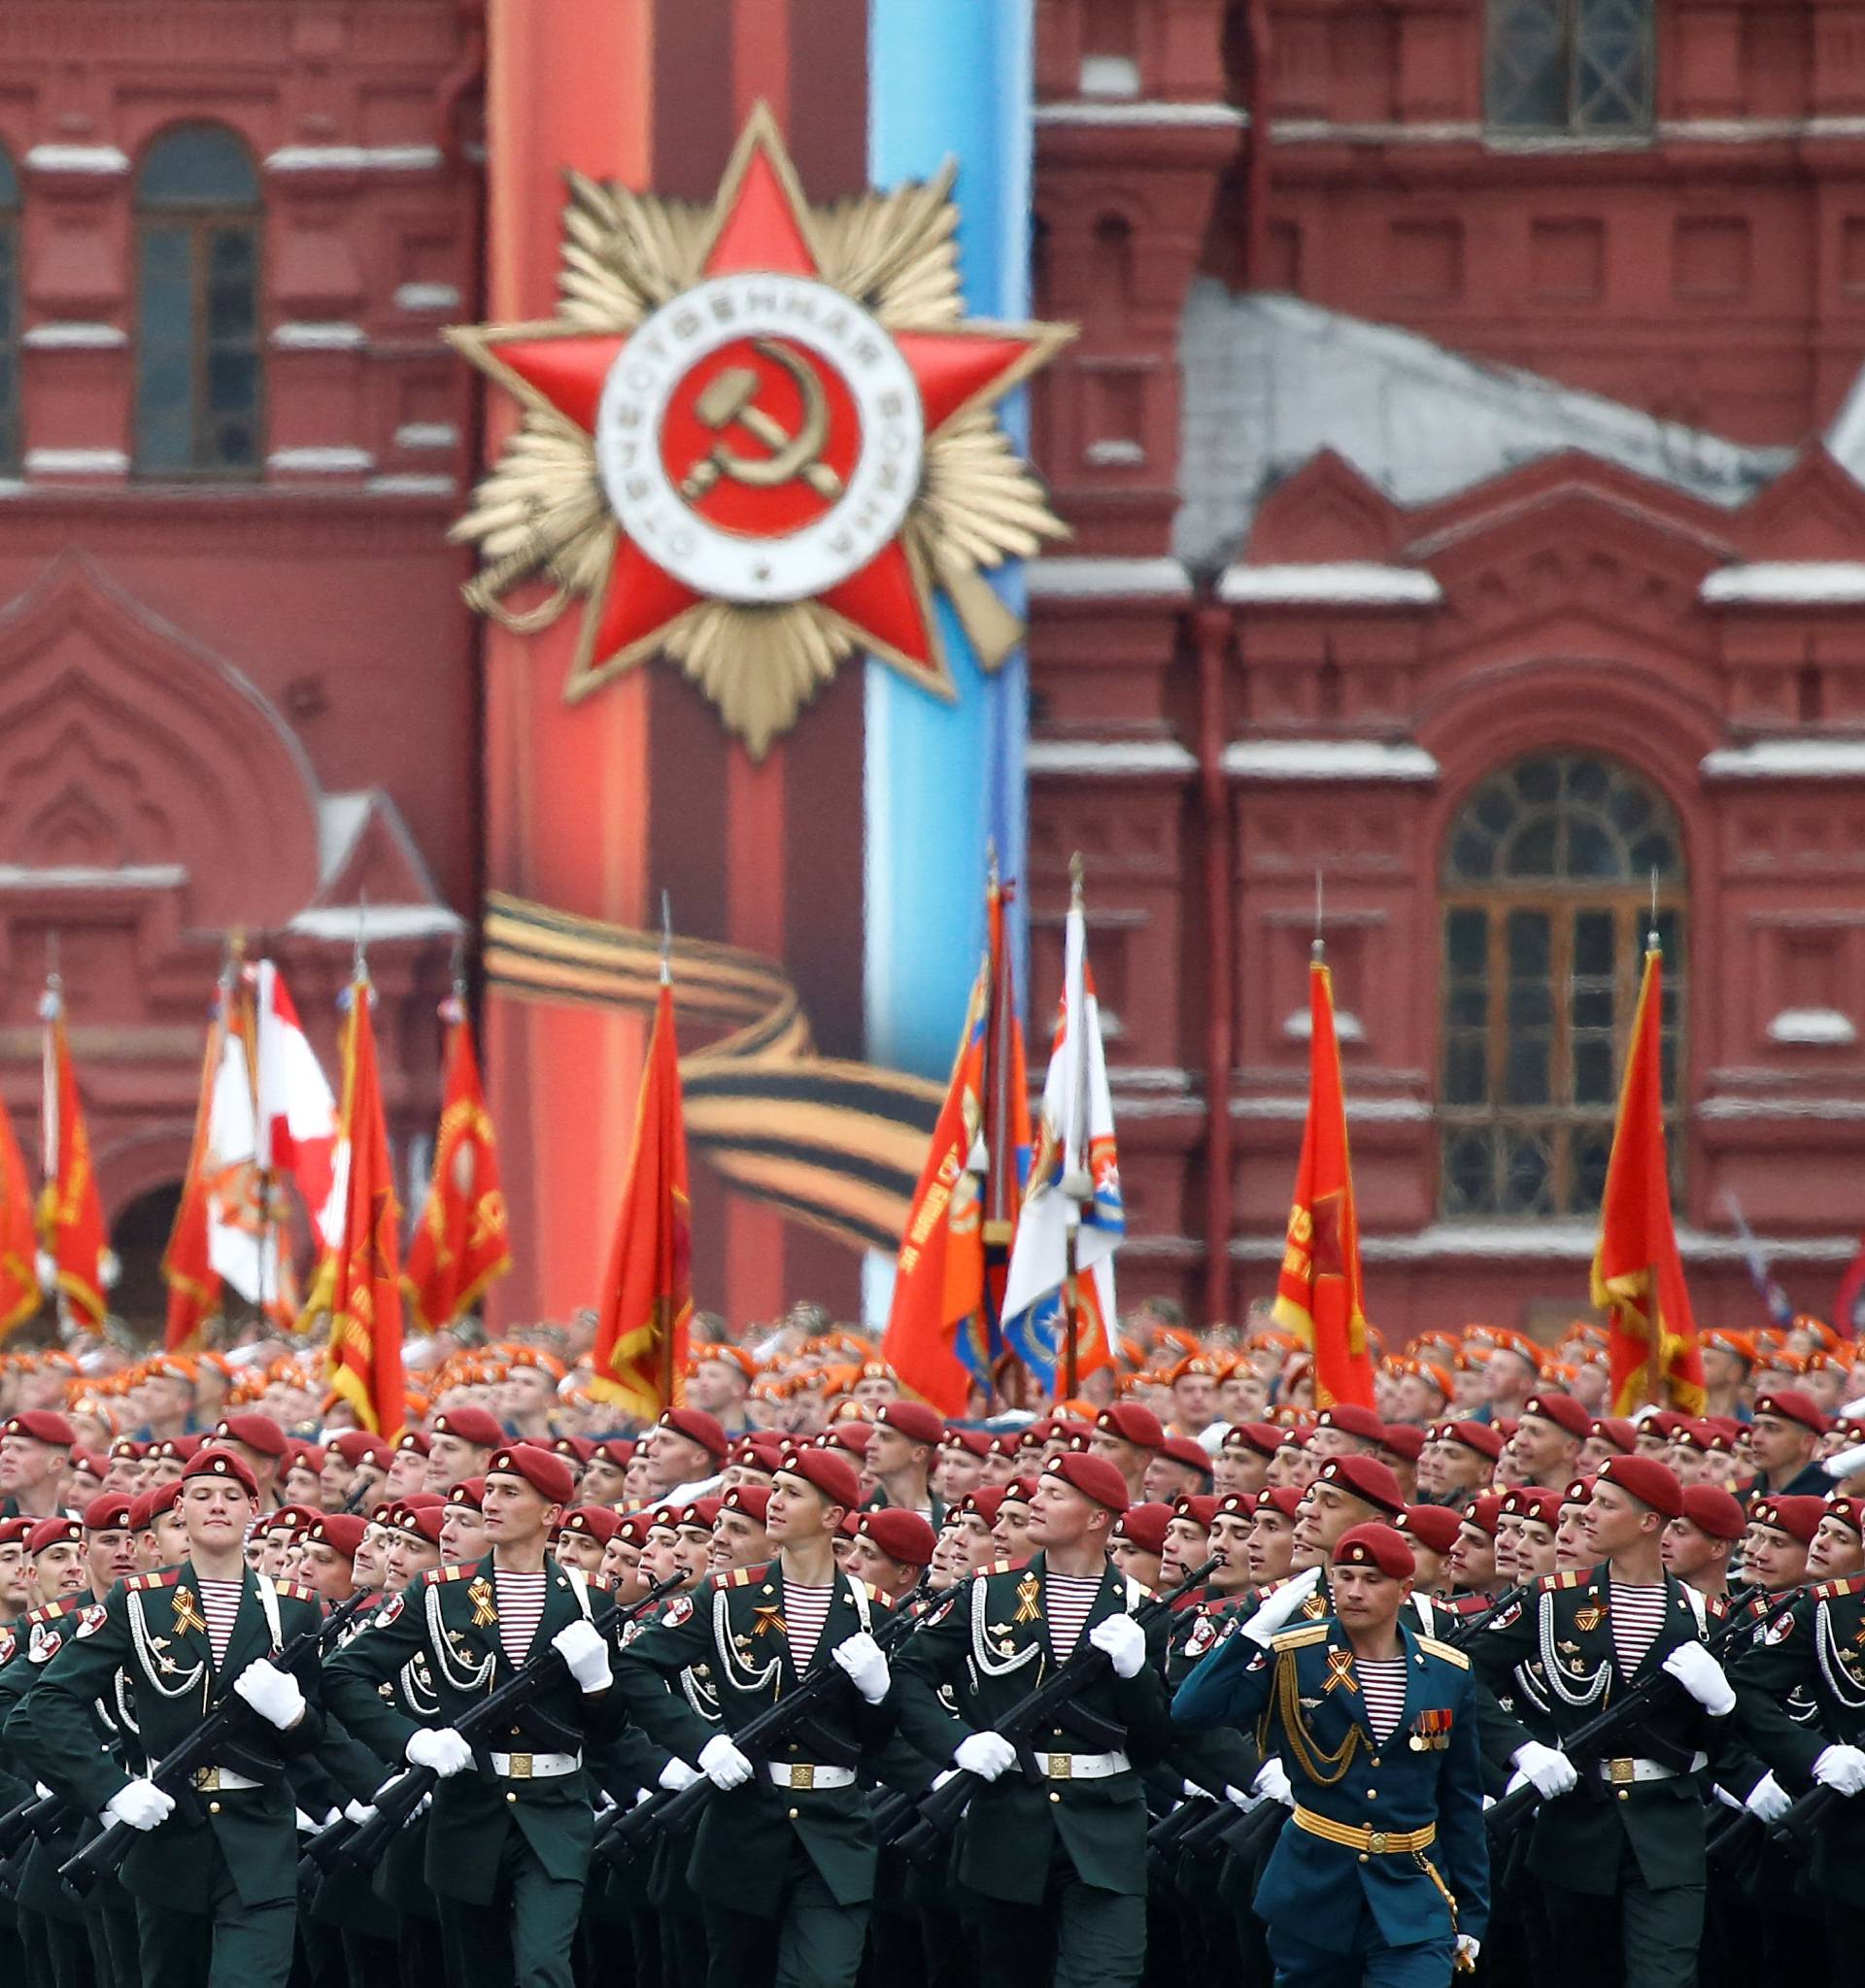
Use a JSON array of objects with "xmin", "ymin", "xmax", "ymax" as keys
[
  {"xmin": 1043, "ymin": 1451, "xmax": 1132, "ymax": 1516},
  {"xmin": 486, "ymin": 1442, "xmax": 575, "ymax": 1505},
  {"xmin": 1521, "ymin": 1394, "xmax": 1591, "ymax": 1440},
  {"xmin": 676, "ymin": 1498, "xmax": 723, "ymax": 1532},
  {"xmin": 214, "ymin": 1413, "xmax": 288, "ymax": 1460},
  {"xmin": 613, "ymin": 1512, "xmax": 654, "ymax": 1549},
  {"xmin": 593, "ymin": 1438, "xmax": 635, "ymax": 1469},
  {"xmin": 721, "ymin": 1483, "xmax": 771, "ymax": 1524},
  {"xmin": 1095, "ymin": 1402, "xmax": 1165, "ymax": 1450},
  {"xmin": 4, "ymin": 1411, "xmax": 74, "ymax": 1448},
  {"xmin": 27, "ymin": 1516, "xmax": 82, "ymax": 1556},
  {"xmin": 1379, "ymin": 1425, "xmax": 1425, "ymax": 1464},
  {"xmin": 1586, "ymin": 1418, "xmax": 1639, "ymax": 1456},
  {"xmin": 308, "ymin": 1512, "xmax": 368, "ymax": 1558},
  {"xmin": 330, "ymin": 1431, "xmax": 393, "ymax": 1468},
  {"xmin": 1172, "ymin": 1494, "xmax": 1220, "ymax": 1530},
  {"xmin": 83, "ymin": 1493, "xmax": 136, "ymax": 1532},
  {"xmin": 444, "ymin": 1477, "xmax": 485, "ymax": 1511},
  {"xmin": 1461, "ymin": 1493, "xmax": 1506, "ymax": 1538},
  {"xmin": 0, "ymin": 1516, "xmax": 32, "ymax": 1547},
  {"xmin": 1254, "ymin": 1485, "xmax": 1305, "ymax": 1520},
  {"xmin": 941, "ymin": 1428, "xmax": 993, "ymax": 1459},
  {"xmin": 960, "ymin": 1486, "xmax": 1007, "ymax": 1526},
  {"xmin": 553, "ymin": 1435, "xmax": 595, "ymax": 1466},
  {"xmin": 390, "ymin": 1502, "xmax": 447, "ymax": 1546},
  {"xmin": 1437, "ymin": 1420, "xmax": 1505, "ymax": 1463},
  {"xmin": 394, "ymin": 1431, "xmax": 432, "ymax": 1457},
  {"xmin": 1596, "ymin": 1453, "xmax": 1682, "ymax": 1518},
  {"xmin": 1313, "ymin": 1453, "xmax": 1407, "ymax": 1518},
  {"xmin": 1396, "ymin": 1503, "xmax": 1464, "ymax": 1554},
  {"xmin": 1317, "ymin": 1403, "xmax": 1386, "ymax": 1445},
  {"xmin": 558, "ymin": 1504, "xmax": 621, "ymax": 1545},
  {"xmin": 1754, "ymin": 1391, "xmax": 1830, "ymax": 1437},
  {"xmin": 1334, "ymin": 1522, "xmax": 1414, "ymax": 1580},
  {"xmin": 1823, "ymin": 1495, "xmax": 1865, "ymax": 1537},
  {"xmin": 1499, "ymin": 1486, "xmax": 1561, "ymax": 1527},
  {"xmin": 658, "ymin": 1407, "xmax": 729, "ymax": 1461},
  {"xmin": 1751, "ymin": 1495, "xmax": 1826, "ymax": 1544},
  {"xmin": 1111, "ymin": 1501, "xmax": 1172, "ymax": 1554},
  {"xmin": 183, "ymin": 1446, "xmax": 259, "ymax": 1499},
  {"xmin": 109, "ymin": 1437, "xmax": 146, "ymax": 1461},
  {"xmin": 874, "ymin": 1400, "xmax": 944, "ymax": 1446},
  {"xmin": 1156, "ymin": 1435, "xmax": 1214, "ymax": 1481},
  {"xmin": 817, "ymin": 1425, "xmax": 874, "ymax": 1460},
  {"xmin": 856, "ymin": 1507, "xmax": 936, "ymax": 1567},
  {"xmin": 1678, "ymin": 1485, "xmax": 1746, "ymax": 1542},
  {"xmin": 142, "ymin": 1480, "xmax": 184, "ymax": 1523},
  {"xmin": 775, "ymin": 1447, "xmax": 861, "ymax": 1511},
  {"xmin": 1223, "ymin": 1422, "xmax": 1285, "ymax": 1461},
  {"xmin": 430, "ymin": 1407, "xmax": 505, "ymax": 1450}
]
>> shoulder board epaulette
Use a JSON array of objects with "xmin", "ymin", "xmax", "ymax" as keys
[
  {"xmin": 1814, "ymin": 1576, "xmax": 1865, "ymax": 1601},
  {"xmin": 423, "ymin": 1564, "xmax": 472, "ymax": 1587},
  {"xmin": 711, "ymin": 1563, "xmax": 765, "ymax": 1590},
  {"xmin": 124, "ymin": 1568, "xmax": 182, "ymax": 1593},
  {"xmin": 589, "ymin": 1572, "xmax": 614, "ymax": 1593},
  {"xmin": 1414, "ymin": 1634, "xmax": 1471, "ymax": 1670},
  {"xmin": 272, "ymin": 1579, "xmax": 317, "ymax": 1603},
  {"xmin": 973, "ymin": 1560, "xmax": 1015, "ymax": 1580},
  {"xmin": 1270, "ymin": 1623, "xmax": 1330, "ymax": 1650},
  {"xmin": 856, "ymin": 1577, "xmax": 882, "ymax": 1601},
  {"xmin": 1540, "ymin": 1570, "xmax": 1583, "ymax": 1592}
]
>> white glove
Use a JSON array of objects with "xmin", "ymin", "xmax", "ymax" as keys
[
  {"xmin": 1745, "ymin": 1771, "xmax": 1792, "ymax": 1824},
  {"xmin": 294, "ymin": 1808, "xmax": 319, "ymax": 1835},
  {"xmin": 1182, "ymin": 1778, "xmax": 1213, "ymax": 1802},
  {"xmin": 1711, "ymin": 1784, "xmax": 1744, "ymax": 1812},
  {"xmin": 102, "ymin": 1778, "xmax": 174, "ymax": 1833},
  {"xmin": 1663, "ymin": 1641, "xmax": 1736, "ymax": 1717},
  {"xmin": 1840, "ymin": 1392, "xmax": 1865, "ymax": 1420},
  {"xmin": 1456, "ymin": 1935, "xmax": 1481, "ymax": 1969},
  {"xmin": 1088, "ymin": 1613, "xmax": 1147, "ymax": 1680},
  {"xmin": 930, "ymin": 1768, "xmax": 958, "ymax": 1792},
  {"xmin": 658, "ymin": 1757, "xmax": 701, "ymax": 1793},
  {"xmin": 1243, "ymin": 1567, "xmax": 1323, "ymax": 1647},
  {"xmin": 1825, "ymin": 1441, "xmax": 1865, "ymax": 1482},
  {"xmin": 551, "ymin": 1619, "xmax": 613, "ymax": 1694},
  {"xmin": 1223, "ymin": 1783, "xmax": 1254, "ymax": 1809},
  {"xmin": 233, "ymin": 1657, "xmax": 307, "ymax": 1732},
  {"xmin": 33, "ymin": 1783, "xmax": 51, "ymax": 1803},
  {"xmin": 1509, "ymin": 1740, "xmax": 1577, "ymax": 1800},
  {"xmin": 1252, "ymin": 1756, "xmax": 1294, "ymax": 1807},
  {"xmin": 953, "ymin": 1730, "xmax": 1018, "ymax": 1782},
  {"xmin": 831, "ymin": 1630, "xmax": 892, "ymax": 1704},
  {"xmin": 344, "ymin": 1800, "xmax": 377, "ymax": 1827},
  {"xmin": 406, "ymin": 1728, "xmax": 474, "ymax": 1778},
  {"xmin": 1814, "ymin": 1742, "xmax": 1865, "ymax": 1796},
  {"xmin": 697, "ymin": 1733, "xmax": 754, "ymax": 1790}
]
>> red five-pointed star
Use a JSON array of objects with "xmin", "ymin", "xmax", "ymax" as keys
[{"xmin": 471, "ymin": 123, "xmax": 1055, "ymax": 691}]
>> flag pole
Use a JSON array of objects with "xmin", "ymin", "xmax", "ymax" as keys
[
  {"xmin": 659, "ymin": 889, "xmax": 676, "ymax": 1413},
  {"xmin": 1062, "ymin": 853, "xmax": 1085, "ymax": 1404},
  {"xmin": 40, "ymin": 931, "xmax": 66, "ymax": 1337}
]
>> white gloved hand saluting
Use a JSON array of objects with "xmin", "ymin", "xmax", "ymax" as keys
[
  {"xmin": 406, "ymin": 1728, "xmax": 474, "ymax": 1778},
  {"xmin": 953, "ymin": 1731, "xmax": 1018, "ymax": 1782},
  {"xmin": 1814, "ymin": 1743, "xmax": 1865, "ymax": 1797},
  {"xmin": 1088, "ymin": 1613, "xmax": 1148, "ymax": 1679},
  {"xmin": 1243, "ymin": 1567, "xmax": 1323, "ymax": 1647},
  {"xmin": 551, "ymin": 1619, "xmax": 613, "ymax": 1695},
  {"xmin": 1509, "ymin": 1740, "xmax": 1577, "ymax": 1800},
  {"xmin": 233, "ymin": 1657, "xmax": 307, "ymax": 1732},
  {"xmin": 697, "ymin": 1734, "xmax": 754, "ymax": 1790},
  {"xmin": 831, "ymin": 1631, "xmax": 892, "ymax": 1704},
  {"xmin": 102, "ymin": 1779, "xmax": 174, "ymax": 1833},
  {"xmin": 1662, "ymin": 1641, "xmax": 1736, "ymax": 1717}
]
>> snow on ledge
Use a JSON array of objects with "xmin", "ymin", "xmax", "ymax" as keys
[
  {"xmin": 1700, "ymin": 739, "xmax": 1865, "ymax": 781},
  {"xmin": 1703, "ymin": 562, "xmax": 1865, "ymax": 605},
  {"xmin": 1026, "ymin": 557, "xmax": 1191, "ymax": 600},
  {"xmin": 1223, "ymin": 740, "xmax": 1440, "ymax": 782},
  {"xmin": 1218, "ymin": 562, "xmax": 1442, "ymax": 607},
  {"xmin": 1767, "ymin": 1007, "xmax": 1858, "ymax": 1047},
  {"xmin": 1026, "ymin": 739, "xmax": 1196, "ymax": 777}
]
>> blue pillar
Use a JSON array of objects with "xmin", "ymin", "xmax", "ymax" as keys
[{"xmin": 865, "ymin": 0, "xmax": 1033, "ymax": 1080}]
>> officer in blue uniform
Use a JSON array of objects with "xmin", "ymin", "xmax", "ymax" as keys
[{"xmin": 1171, "ymin": 1522, "xmax": 1489, "ymax": 1988}]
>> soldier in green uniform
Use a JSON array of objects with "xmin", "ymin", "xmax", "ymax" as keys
[
  {"xmin": 891, "ymin": 1450, "xmax": 1174, "ymax": 1988},
  {"xmin": 615, "ymin": 1444, "xmax": 900, "ymax": 1988},
  {"xmin": 22, "ymin": 1446, "xmax": 328, "ymax": 1988},
  {"xmin": 322, "ymin": 1441, "xmax": 641, "ymax": 1988}
]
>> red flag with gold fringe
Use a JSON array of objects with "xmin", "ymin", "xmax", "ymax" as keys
[
  {"xmin": 402, "ymin": 1007, "xmax": 511, "ymax": 1331},
  {"xmin": 322, "ymin": 981, "xmax": 406, "ymax": 1435},
  {"xmin": 0, "ymin": 1094, "xmax": 39, "ymax": 1343},
  {"xmin": 163, "ymin": 990, "xmax": 226, "ymax": 1352},
  {"xmin": 593, "ymin": 978, "xmax": 691, "ymax": 1419},
  {"xmin": 1593, "ymin": 943, "xmax": 1704, "ymax": 1415},
  {"xmin": 38, "ymin": 983, "xmax": 108, "ymax": 1331}
]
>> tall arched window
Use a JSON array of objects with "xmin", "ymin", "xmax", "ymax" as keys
[
  {"xmin": 1486, "ymin": 0, "xmax": 1653, "ymax": 134},
  {"xmin": 134, "ymin": 123, "xmax": 261, "ymax": 477},
  {"xmin": 0, "ymin": 148, "xmax": 18, "ymax": 474},
  {"xmin": 1440, "ymin": 754, "xmax": 1684, "ymax": 1218}
]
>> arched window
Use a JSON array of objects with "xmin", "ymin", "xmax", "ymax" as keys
[
  {"xmin": 0, "ymin": 148, "xmax": 18, "ymax": 474},
  {"xmin": 1439, "ymin": 753, "xmax": 1685, "ymax": 1219},
  {"xmin": 134, "ymin": 123, "xmax": 261, "ymax": 477},
  {"xmin": 1486, "ymin": 0, "xmax": 1653, "ymax": 134}
]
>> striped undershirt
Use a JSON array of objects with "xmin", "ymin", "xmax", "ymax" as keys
[
  {"xmin": 1045, "ymin": 1573, "xmax": 1103, "ymax": 1664},
  {"xmin": 1357, "ymin": 1658, "xmax": 1407, "ymax": 1745},
  {"xmin": 494, "ymin": 1569, "xmax": 548, "ymax": 1668},
  {"xmin": 783, "ymin": 1581, "xmax": 834, "ymax": 1671},
  {"xmin": 198, "ymin": 1580, "xmax": 244, "ymax": 1668},
  {"xmin": 1610, "ymin": 1583, "xmax": 1669, "ymax": 1677}
]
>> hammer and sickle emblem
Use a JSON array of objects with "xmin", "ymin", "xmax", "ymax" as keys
[{"xmin": 681, "ymin": 339, "xmax": 844, "ymax": 503}]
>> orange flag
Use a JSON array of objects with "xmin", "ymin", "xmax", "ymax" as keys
[
  {"xmin": 1271, "ymin": 949, "xmax": 1373, "ymax": 1409},
  {"xmin": 593, "ymin": 978, "xmax": 692, "ymax": 1419},
  {"xmin": 0, "ymin": 1094, "xmax": 40, "ymax": 1342},
  {"xmin": 1593, "ymin": 943, "xmax": 1704, "ymax": 1414},
  {"xmin": 38, "ymin": 983, "xmax": 108, "ymax": 1331},
  {"xmin": 163, "ymin": 990, "xmax": 226, "ymax": 1352},
  {"xmin": 402, "ymin": 1006, "xmax": 511, "ymax": 1331},
  {"xmin": 322, "ymin": 980, "xmax": 406, "ymax": 1434}
]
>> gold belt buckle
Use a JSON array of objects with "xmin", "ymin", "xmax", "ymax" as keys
[
  {"xmin": 1607, "ymin": 1758, "xmax": 1635, "ymax": 1786},
  {"xmin": 1366, "ymin": 1830, "xmax": 1389, "ymax": 1854},
  {"xmin": 192, "ymin": 1768, "xmax": 220, "ymax": 1794},
  {"xmin": 789, "ymin": 1764, "xmax": 815, "ymax": 1791},
  {"xmin": 509, "ymin": 1753, "xmax": 532, "ymax": 1779},
  {"xmin": 1049, "ymin": 1754, "xmax": 1072, "ymax": 1780}
]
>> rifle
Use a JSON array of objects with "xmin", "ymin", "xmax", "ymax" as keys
[
  {"xmin": 0, "ymin": 1782, "xmax": 71, "ymax": 1859},
  {"xmin": 894, "ymin": 1557, "xmax": 1221, "ymax": 1870},
  {"xmin": 1483, "ymin": 1586, "xmax": 1795, "ymax": 1844},
  {"xmin": 60, "ymin": 1587, "xmax": 373, "ymax": 1897},
  {"xmin": 600, "ymin": 1570, "xmax": 942, "ymax": 1864}
]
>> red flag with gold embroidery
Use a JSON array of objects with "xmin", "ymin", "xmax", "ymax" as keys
[
  {"xmin": 37, "ymin": 982, "xmax": 108, "ymax": 1331},
  {"xmin": 163, "ymin": 985, "xmax": 226, "ymax": 1352},
  {"xmin": 1271, "ymin": 951, "xmax": 1373, "ymax": 1409},
  {"xmin": 402, "ymin": 1005, "xmax": 511, "ymax": 1331},
  {"xmin": 1593, "ymin": 944, "xmax": 1704, "ymax": 1414},
  {"xmin": 593, "ymin": 979, "xmax": 691, "ymax": 1419},
  {"xmin": 0, "ymin": 1093, "xmax": 39, "ymax": 1343},
  {"xmin": 322, "ymin": 982, "xmax": 405, "ymax": 1435}
]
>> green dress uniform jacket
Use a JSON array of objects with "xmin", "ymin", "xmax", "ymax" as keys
[
  {"xmin": 24, "ymin": 1564, "xmax": 326, "ymax": 1912},
  {"xmin": 1471, "ymin": 1564, "xmax": 1723, "ymax": 1895},
  {"xmin": 890, "ymin": 1551, "xmax": 1174, "ymax": 1908},
  {"xmin": 614, "ymin": 1560, "xmax": 898, "ymax": 1920},
  {"xmin": 1171, "ymin": 1614, "xmax": 1491, "ymax": 1951},
  {"xmin": 322, "ymin": 1554, "xmax": 631, "ymax": 1904}
]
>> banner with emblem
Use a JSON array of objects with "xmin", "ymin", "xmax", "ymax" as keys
[{"xmin": 402, "ymin": 1001, "xmax": 511, "ymax": 1331}]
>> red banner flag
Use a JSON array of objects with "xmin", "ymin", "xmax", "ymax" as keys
[
  {"xmin": 0, "ymin": 1094, "xmax": 40, "ymax": 1343},
  {"xmin": 593, "ymin": 979, "xmax": 692, "ymax": 1419},
  {"xmin": 163, "ymin": 990, "xmax": 226, "ymax": 1352},
  {"xmin": 1593, "ymin": 945, "xmax": 1704, "ymax": 1414},
  {"xmin": 1272, "ymin": 952, "xmax": 1373, "ymax": 1409},
  {"xmin": 322, "ymin": 983, "xmax": 406, "ymax": 1434},
  {"xmin": 38, "ymin": 984, "xmax": 108, "ymax": 1331},
  {"xmin": 402, "ymin": 1007, "xmax": 511, "ymax": 1331}
]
